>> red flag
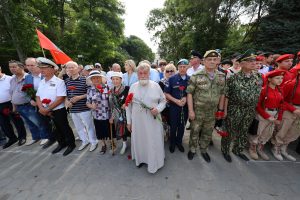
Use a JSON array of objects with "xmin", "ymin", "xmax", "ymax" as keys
[{"xmin": 36, "ymin": 29, "xmax": 72, "ymax": 64}]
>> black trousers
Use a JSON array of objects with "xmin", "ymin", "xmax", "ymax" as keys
[
  {"xmin": 169, "ymin": 106, "xmax": 188, "ymax": 146},
  {"xmin": 0, "ymin": 101, "xmax": 27, "ymax": 141},
  {"xmin": 51, "ymin": 107, "xmax": 75, "ymax": 147}
]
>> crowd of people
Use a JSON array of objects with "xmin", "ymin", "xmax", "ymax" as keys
[{"xmin": 0, "ymin": 49, "xmax": 300, "ymax": 174}]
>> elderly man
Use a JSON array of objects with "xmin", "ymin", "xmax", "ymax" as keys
[
  {"xmin": 187, "ymin": 50, "xmax": 204, "ymax": 77},
  {"xmin": 106, "ymin": 63, "xmax": 122, "ymax": 88},
  {"xmin": 221, "ymin": 50, "xmax": 263, "ymax": 162},
  {"xmin": 165, "ymin": 59, "xmax": 190, "ymax": 153},
  {"xmin": 0, "ymin": 65, "xmax": 27, "ymax": 148},
  {"xmin": 126, "ymin": 62, "xmax": 166, "ymax": 174},
  {"xmin": 36, "ymin": 57, "xmax": 76, "ymax": 156},
  {"xmin": 186, "ymin": 51, "xmax": 226, "ymax": 162},
  {"xmin": 65, "ymin": 61, "xmax": 97, "ymax": 152},
  {"xmin": 23, "ymin": 58, "xmax": 54, "ymax": 147}
]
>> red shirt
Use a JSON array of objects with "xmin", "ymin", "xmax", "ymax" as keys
[
  {"xmin": 282, "ymin": 78, "xmax": 300, "ymax": 112},
  {"xmin": 256, "ymin": 86, "xmax": 284, "ymax": 120},
  {"xmin": 289, "ymin": 64, "xmax": 300, "ymax": 78},
  {"xmin": 278, "ymin": 69, "xmax": 295, "ymax": 88}
]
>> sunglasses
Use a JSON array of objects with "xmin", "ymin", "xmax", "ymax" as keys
[{"xmin": 166, "ymin": 70, "xmax": 174, "ymax": 73}]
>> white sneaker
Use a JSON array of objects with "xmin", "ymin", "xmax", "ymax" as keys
[
  {"xmin": 78, "ymin": 143, "xmax": 89, "ymax": 151},
  {"xmin": 272, "ymin": 147, "xmax": 283, "ymax": 161},
  {"xmin": 26, "ymin": 140, "xmax": 38, "ymax": 146},
  {"xmin": 120, "ymin": 142, "xmax": 127, "ymax": 155},
  {"xmin": 89, "ymin": 144, "xmax": 98, "ymax": 152},
  {"xmin": 40, "ymin": 139, "xmax": 49, "ymax": 146},
  {"xmin": 281, "ymin": 145, "xmax": 296, "ymax": 161}
]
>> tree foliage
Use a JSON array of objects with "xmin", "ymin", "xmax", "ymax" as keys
[{"xmin": 0, "ymin": 0, "xmax": 154, "ymax": 69}]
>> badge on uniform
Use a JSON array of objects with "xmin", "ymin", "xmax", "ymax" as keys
[{"xmin": 50, "ymin": 82, "xmax": 56, "ymax": 87}]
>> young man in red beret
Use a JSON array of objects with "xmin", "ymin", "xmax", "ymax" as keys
[{"xmin": 271, "ymin": 64, "xmax": 300, "ymax": 161}]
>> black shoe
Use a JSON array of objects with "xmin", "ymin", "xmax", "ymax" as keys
[
  {"xmin": 176, "ymin": 144, "xmax": 185, "ymax": 152},
  {"xmin": 169, "ymin": 145, "xmax": 175, "ymax": 153},
  {"xmin": 52, "ymin": 145, "xmax": 66, "ymax": 154},
  {"xmin": 223, "ymin": 153, "xmax": 232, "ymax": 163},
  {"xmin": 42, "ymin": 139, "xmax": 56, "ymax": 149},
  {"xmin": 137, "ymin": 163, "xmax": 146, "ymax": 168},
  {"xmin": 3, "ymin": 139, "xmax": 18, "ymax": 149},
  {"xmin": 18, "ymin": 139, "xmax": 26, "ymax": 146},
  {"xmin": 234, "ymin": 153, "xmax": 249, "ymax": 161},
  {"xmin": 201, "ymin": 152, "xmax": 211, "ymax": 163},
  {"xmin": 296, "ymin": 147, "xmax": 300, "ymax": 155},
  {"xmin": 63, "ymin": 146, "xmax": 75, "ymax": 156},
  {"xmin": 187, "ymin": 151, "xmax": 195, "ymax": 160},
  {"xmin": 209, "ymin": 141, "xmax": 214, "ymax": 146}
]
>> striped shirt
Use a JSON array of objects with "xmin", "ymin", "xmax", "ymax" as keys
[{"xmin": 65, "ymin": 76, "xmax": 90, "ymax": 113}]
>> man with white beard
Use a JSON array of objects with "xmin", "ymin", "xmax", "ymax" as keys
[{"xmin": 126, "ymin": 62, "xmax": 166, "ymax": 174}]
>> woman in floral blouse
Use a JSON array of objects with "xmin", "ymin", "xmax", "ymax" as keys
[{"xmin": 86, "ymin": 70, "xmax": 112, "ymax": 154}]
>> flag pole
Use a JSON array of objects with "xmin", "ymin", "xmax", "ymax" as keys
[{"xmin": 41, "ymin": 47, "xmax": 46, "ymax": 58}]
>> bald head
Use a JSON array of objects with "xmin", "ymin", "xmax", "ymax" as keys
[
  {"xmin": 112, "ymin": 63, "xmax": 121, "ymax": 72},
  {"xmin": 25, "ymin": 57, "xmax": 40, "ymax": 75}
]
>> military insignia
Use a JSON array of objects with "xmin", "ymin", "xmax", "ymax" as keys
[{"xmin": 50, "ymin": 83, "xmax": 56, "ymax": 87}]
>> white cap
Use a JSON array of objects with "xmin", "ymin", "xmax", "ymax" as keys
[
  {"xmin": 110, "ymin": 72, "xmax": 123, "ymax": 79},
  {"xmin": 84, "ymin": 65, "xmax": 94, "ymax": 71},
  {"xmin": 36, "ymin": 57, "xmax": 59, "ymax": 70}
]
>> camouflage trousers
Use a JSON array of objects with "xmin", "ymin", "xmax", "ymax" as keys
[
  {"xmin": 189, "ymin": 108, "xmax": 215, "ymax": 153},
  {"xmin": 221, "ymin": 104, "xmax": 256, "ymax": 154}
]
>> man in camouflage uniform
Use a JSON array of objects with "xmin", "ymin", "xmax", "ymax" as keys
[
  {"xmin": 187, "ymin": 50, "xmax": 226, "ymax": 163},
  {"xmin": 221, "ymin": 50, "xmax": 263, "ymax": 162}
]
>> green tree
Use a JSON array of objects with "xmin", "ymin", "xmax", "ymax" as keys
[
  {"xmin": 121, "ymin": 35, "xmax": 155, "ymax": 63},
  {"xmin": 254, "ymin": 0, "xmax": 300, "ymax": 53}
]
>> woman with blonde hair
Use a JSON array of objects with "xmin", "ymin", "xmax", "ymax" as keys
[
  {"xmin": 123, "ymin": 60, "xmax": 138, "ymax": 87},
  {"xmin": 159, "ymin": 63, "xmax": 177, "ymax": 142}
]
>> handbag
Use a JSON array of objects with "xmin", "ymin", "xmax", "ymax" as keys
[{"xmin": 248, "ymin": 118, "xmax": 259, "ymax": 135}]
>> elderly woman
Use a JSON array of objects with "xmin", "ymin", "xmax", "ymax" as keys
[
  {"xmin": 159, "ymin": 64, "xmax": 177, "ymax": 141},
  {"xmin": 122, "ymin": 60, "xmax": 138, "ymax": 87},
  {"xmin": 126, "ymin": 62, "xmax": 166, "ymax": 174}
]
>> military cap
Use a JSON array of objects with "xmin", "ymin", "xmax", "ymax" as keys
[
  {"xmin": 95, "ymin": 63, "xmax": 101, "ymax": 68},
  {"xmin": 190, "ymin": 50, "xmax": 203, "ymax": 59},
  {"xmin": 221, "ymin": 59, "xmax": 233, "ymax": 66},
  {"xmin": 203, "ymin": 50, "xmax": 219, "ymax": 58},
  {"xmin": 36, "ymin": 57, "xmax": 59, "ymax": 70},
  {"xmin": 237, "ymin": 49, "xmax": 257, "ymax": 62},
  {"xmin": 177, "ymin": 58, "xmax": 189, "ymax": 66},
  {"xmin": 265, "ymin": 70, "xmax": 286, "ymax": 79},
  {"xmin": 275, "ymin": 54, "xmax": 294, "ymax": 63}
]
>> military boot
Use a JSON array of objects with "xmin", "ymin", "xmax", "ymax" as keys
[
  {"xmin": 257, "ymin": 144, "xmax": 269, "ymax": 160},
  {"xmin": 281, "ymin": 145, "xmax": 296, "ymax": 161},
  {"xmin": 249, "ymin": 143, "xmax": 258, "ymax": 160},
  {"xmin": 271, "ymin": 145, "xmax": 283, "ymax": 161}
]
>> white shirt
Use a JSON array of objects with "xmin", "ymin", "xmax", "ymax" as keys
[
  {"xmin": 36, "ymin": 75, "xmax": 66, "ymax": 111},
  {"xmin": 258, "ymin": 65, "xmax": 269, "ymax": 75},
  {"xmin": 0, "ymin": 74, "xmax": 12, "ymax": 103},
  {"xmin": 187, "ymin": 65, "xmax": 204, "ymax": 76}
]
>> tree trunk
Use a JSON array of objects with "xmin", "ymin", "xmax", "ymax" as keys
[{"xmin": 1, "ymin": 7, "xmax": 26, "ymax": 61}]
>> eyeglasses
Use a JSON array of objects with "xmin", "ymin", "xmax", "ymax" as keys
[{"xmin": 166, "ymin": 70, "xmax": 174, "ymax": 73}]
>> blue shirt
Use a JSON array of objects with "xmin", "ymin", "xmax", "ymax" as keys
[
  {"xmin": 150, "ymin": 68, "xmax": 161, "ymax": 83},
  {"xmin": 164, "ymin": 74, "xmax": 190, "ymax": 104},
  {"xmin": 122, "ymin": 72, "xmax": 138, "ymax": 87}
]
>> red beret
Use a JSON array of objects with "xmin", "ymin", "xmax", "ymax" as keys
[
  {"xmin": 256, "ymin": 55, "xmax": 265, "ymax": 61},
  {"xmin": 276, "ymin": 54, "xmax": 294, "ymax": 62},
  {"xmin": 265, "ymin": 70, "xmax": 286, "ymax": 79}
]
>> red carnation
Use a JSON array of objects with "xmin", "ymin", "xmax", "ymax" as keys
[
  {"xmin": 125, "ymin": 93, "xmax": 134, "ymax": 107},
  {"xmin": 127, "ymin": 154, "xmax": 132, "ymax": 160},
  {"xmin": 42, "ymin": 99, "xmax": 52, "ymax": 104},
  {"xmin": 96, "ymin": 85, "xmax": 103, "ymax": 90},
  {"xmin": 217, "ymin": 130, "xmax": 229, "ymax": 137},
  {"xmin": 179, "ymin": 86, "xmax": 185, "ymax": 91},
  {"xmin": 21, "ymin": 84, "xmax": 33, "ymax": 91},
  {"xmin": 68, "ymin": 86, "xmax": 76, "ymax": 91},
  {"xmin": 107, "ymin": 90, "xmax": 111, "ymax": 95},
  {"xmin": 2, "ymin": 108, "xmax": 11, "ymax": 116}
]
